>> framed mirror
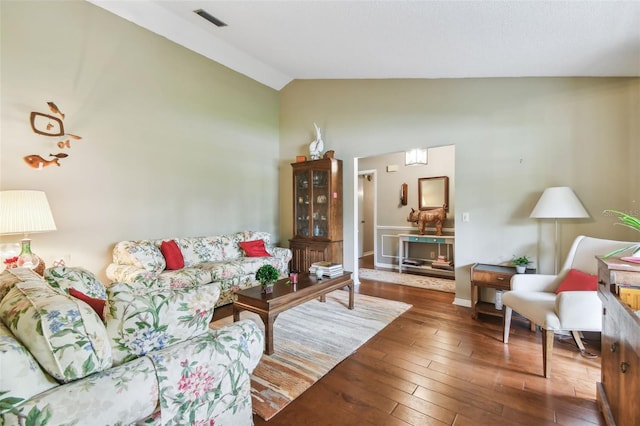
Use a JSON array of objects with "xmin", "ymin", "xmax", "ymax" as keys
[{"xmin": 418, "ymin": 176, "xmax": 449, "ymax": 211}]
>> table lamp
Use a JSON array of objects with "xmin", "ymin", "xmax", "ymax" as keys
[
  {"xmin": 530, "ymin": 186, "xmax": 589, "ymax": 273},
  {"xmin": 0, "ymin": 190, "xmax": 57, "ymax": 274}
]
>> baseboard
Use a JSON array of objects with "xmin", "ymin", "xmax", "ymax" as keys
[{"xmin": 454, "ymin": 297, "xmax": 471, "ymax": 308}]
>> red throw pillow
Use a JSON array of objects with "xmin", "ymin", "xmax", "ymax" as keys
[
  {"xmin": 238, "ymin": 240, "xmax": 271, "ymax": 257},
  {"xmin": 69, "ymin": 288, "xmax": 106, "ymax": 321},
  {"xmin": 160, "ymin": 240, "xmax": 184, "ymax": 270},
  {"xmin": 555, "ymin": 269, "xmax": 598, "ymax": 293}
]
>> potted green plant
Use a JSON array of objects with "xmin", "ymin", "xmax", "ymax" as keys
[
  {"xmin": 256, "ymin": 264, "xmax": 280, "ymax": 293},
  {"xmin": 511, "ymin": 255, "xmax": 531, "ymax": 274},
  {"xmin": 603, "ymin": 209, "xmax": 640, "ymax": 258}
]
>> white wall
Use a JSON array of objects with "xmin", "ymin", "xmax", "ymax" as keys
[
  {"xmin": 278, "ymin": 78, "xmax": 640, "ymax": 303},
  {"xmin": 0, "ymin": 1, "xmax": 281, "ymax": 282}
]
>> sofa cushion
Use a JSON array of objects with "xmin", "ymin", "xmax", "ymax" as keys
[
  {"xmin": 202, "ymin": 258, "xmax": 285, "ymax": 282},
  {"xmin": 152, "ymin": 267, "xmax": 214, "ymax": 288},
  {"xmin": 0, "ymin": 321, "xmax": 58, "ymax": 406},
  {"xmin": 238, "ymin": 239, "xmax": 271, "ymax": 257},
  {"xmin": 105, "ymin": 281, "xmax": 220, "ymax": 365},
  {"xmin": 555, "ymin": 269, "xmax": 597, "ymax": 293},
  {"xmin": 0, "ymin": 279, "xmax": 112, "ymax": 382},
  {"xmin": 44, "ymin": 266, "xmax": 107, "ymax": 300},
  {"xmin": 175, "ymin": 237, "xmax": 216, "ymax": 267},
  {"xmin": 112, "ymin": 240, "xmax": 165, "ymax": 275},
  {"xmin": 160, "ymin": 240, "xmax": 184, "ymax": 270},
  {"xmin": 221, "ymin": 234, "xmax": 244, "ymax": 260},
  {"xmin": 238, "ymin": 230, "xmax": 273, "ymax": 246}
]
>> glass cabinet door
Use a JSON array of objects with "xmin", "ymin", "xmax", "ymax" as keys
[
  {"xmin": 311, "ymin": 169, "xmax": 329, "ymax": 238},
  {"xmin": 294, "ymin": 171, "xmax": 311, "ymax": 237}
]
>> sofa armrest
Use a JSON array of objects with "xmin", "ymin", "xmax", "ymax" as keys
[
  {"xmin": 3, "ymin": 357, "xmax": 158, "ymax": 425},
  {"xmin": 268, "ymin": 246, "xmax": 293, "ymax": 262},
  {"xmin": 556, "ymin": 291, "xmax": 602, "ymax": 331},
  {"xmin": 147, "ymin": 320, "xmax": 264, "ymax": 424},
  {"xmin": 106, "ymin": 263, "xmax": 158, "ymax": 285},
  {"xmin": 510, "ymin": 274, "xmax": 560, "ymax": 292}
]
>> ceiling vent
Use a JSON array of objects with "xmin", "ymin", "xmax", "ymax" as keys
[{"xmin": 194, "ymin": 9, "xmax": 227, "ymax": 27}]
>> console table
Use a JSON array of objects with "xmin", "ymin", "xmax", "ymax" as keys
[{"xmin": 397, "ymin": 234, "xmax": 454, "ymax": 278}]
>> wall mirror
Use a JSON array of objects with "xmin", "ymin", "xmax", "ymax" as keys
[{"xmin": 418, "ymin": 176, "xmax": 449, "ymax": 211}]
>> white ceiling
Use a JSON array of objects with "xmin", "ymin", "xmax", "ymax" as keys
[{"xmin": 89, "ymin": 1, "xmax": 640, "ymax": 90}]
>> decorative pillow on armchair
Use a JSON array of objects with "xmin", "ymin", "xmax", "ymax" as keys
[
  {"xmin": 105, "ymin": 281, "xmax": 220, "ymax": 365},
  {"xmin": 555, "ymin": 269, "xmax": 598, "ymax": 293},
  {"xmin": 44, "ymin": 266, "xmax": 107, "ymax": 300},
  {"xmin": 0, "ymin": 280, "xmax": 112, "ymax": 382}
]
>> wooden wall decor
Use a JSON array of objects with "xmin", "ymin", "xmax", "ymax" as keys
[
  {"xmin": 401, "ymin": 183, "xmax": 408, "ymax": 205},
  {"xmin": 25, "ymin": 101, "xmax": 82, "ymax": 169}
]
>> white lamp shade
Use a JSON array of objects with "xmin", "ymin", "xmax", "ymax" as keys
[
  {"xmin": 530, "ymin": 186, "xmax": 590, "ymax": 219},
  {"xmin": 0, "ymin": 190, "xmax": 57, "ymax": 235}
]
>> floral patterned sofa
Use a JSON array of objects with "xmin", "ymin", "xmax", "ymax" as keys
[
  {"xmin": 0, "ymin": 266, "xmax": 264, "ymax": 425},
  {"xmin": 106, "ymin": 231, "xmax": 292, "ymax": 307}
]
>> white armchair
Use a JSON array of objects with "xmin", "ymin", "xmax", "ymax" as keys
[{"xmin": 502, "ymin": 235, "xmax": 634, "ymax": 378}]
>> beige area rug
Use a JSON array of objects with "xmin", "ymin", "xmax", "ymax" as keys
[
  {"xmin": 358, "ymin": 268, "xmax": 456, "ymax": 293},
  {"xmin": 210, "ymin": 290, "xmax": 411, "ymax": 420}
]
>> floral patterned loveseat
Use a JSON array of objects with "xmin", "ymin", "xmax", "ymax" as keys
[
  {"xmin": 106, "ymin": 231, "xmax": 292, "ymax": 307},
  {"xmin": 0, "ymin": 266, "xmax": 264, "ymax": 425}
]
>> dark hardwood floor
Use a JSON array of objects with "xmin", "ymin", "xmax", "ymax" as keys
[{"xmin": 222, "ymin": 256, "xmax": 604, "ymax": 425}]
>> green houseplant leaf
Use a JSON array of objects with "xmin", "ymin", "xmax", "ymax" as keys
[
  {"xmin": 511, "ymin": 255, "xmax": 531, "ymax": 266},
  {"xmin": 255, "ymin": 264, "xmax": 279, "ymax": 286},
  {"xmin": 603, "ymin": 209, "xmax": 640, "ymax": 258}
]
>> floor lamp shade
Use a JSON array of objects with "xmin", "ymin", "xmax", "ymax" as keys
[
  {"xmin": 530, "ymin": 186, "xmax": 589, "ymax": 273},
  {"xmin": 529, "ymin": 187, "xmax": 589, "ymax": 219}
]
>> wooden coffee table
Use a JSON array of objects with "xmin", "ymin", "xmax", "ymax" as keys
[{"xmin": 233, "ymin": 271, "xmax": 354, "ymax": 354}]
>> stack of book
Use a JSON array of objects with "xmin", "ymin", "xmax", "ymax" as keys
[
  {"xmin": 309, "ymin": 261, "xmax": 344, "ymax": 278},
  {"xmin": 431, "ymin": 255, "xmax": 454, "ymax": 271}
]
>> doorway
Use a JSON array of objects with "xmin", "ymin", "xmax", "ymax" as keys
[
  {"xmin": 357, "ymin": 170, "xmax": 376, "ymax": 259},
  {"xmin": 353, "ymin": 146, "xmax": 456, "ymax": 278}
]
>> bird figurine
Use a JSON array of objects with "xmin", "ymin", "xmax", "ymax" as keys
[{"xmin": 309, "ymin": 123, "xmax": 324, "ymax": 160}]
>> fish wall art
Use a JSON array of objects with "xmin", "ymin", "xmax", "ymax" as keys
[{"xmin": 25, "ymin": 101, "xmax": 83, "ymax": 169}]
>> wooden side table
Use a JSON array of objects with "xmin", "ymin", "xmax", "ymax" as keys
[{"xmin": 470, "ymin": 263, "xmax": 535, "ymax": 319}]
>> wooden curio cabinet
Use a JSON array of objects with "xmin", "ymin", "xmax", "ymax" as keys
[{"xmin": 289, "ymin": 158, "xmax": 343, "ymax": 273}]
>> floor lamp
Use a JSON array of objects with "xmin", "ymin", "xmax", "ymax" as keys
[{"xmin": 530, "ymin": 187, "xmax": 589, "ymax": 274}]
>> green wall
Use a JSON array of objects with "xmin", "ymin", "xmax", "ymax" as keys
[
  {"xmin": 278, "ymin": 78, "xmax": 639, "ymax": 303},
  {"xmin": 0, "ymin": 1, "xmax": 280, "ymax": 281}
]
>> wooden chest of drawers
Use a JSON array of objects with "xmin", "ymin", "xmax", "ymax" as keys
[{"xmin": 596, "ymin": 257, "xmax": 640, "ymax": 426}]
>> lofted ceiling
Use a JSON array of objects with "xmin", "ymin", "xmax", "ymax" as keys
[{"xmin": 89, "ymin": 1, "xmax": 640, "ymax": 90}]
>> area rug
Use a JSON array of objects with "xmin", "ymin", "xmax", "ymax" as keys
[
  {"xmin": 358, "ymin": 267, "xmax": 456, "ymax": 293},
  {"xmin": 210, "ymin": 290, "xmax": 411, "ymax": 420}
]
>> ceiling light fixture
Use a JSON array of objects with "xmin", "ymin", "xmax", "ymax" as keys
[
  {"xmin": 194, "ymin": 9, "xmax": 227, "ymax": 27},
  {"xmin": 405, "ymin": 148, "xmax": 427, "ymax": 166}
]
